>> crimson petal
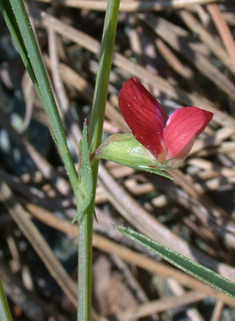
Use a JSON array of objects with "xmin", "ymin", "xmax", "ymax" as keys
[
  {"xmin": 119, "ymin": 78, "xmax": 168, "ymax": 159},
  {"xmin": 163, "ymin": 107, "xmax": 213, "ymax": 159}
]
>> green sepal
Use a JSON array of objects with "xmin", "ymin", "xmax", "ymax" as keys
[
  {"xmin": 94, "ymin": 134, "xmax": 174, "ymax": 180},
  {"xmin": 72, "ymin": 122, "xmax": 93, "ymax": 223}
]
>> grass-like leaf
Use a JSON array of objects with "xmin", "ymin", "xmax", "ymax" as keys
[
  {"xmin": 72, "ymin": 122, "xmax": 93, "ymax": 223},
  {"xmin": 116, "ymin": 225, "xmax": 235, "ymax": 299}
]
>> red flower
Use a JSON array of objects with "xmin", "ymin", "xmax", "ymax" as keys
[{"xmin": 119, "ymin": 78, "xmax": 213, "ymax": 167}]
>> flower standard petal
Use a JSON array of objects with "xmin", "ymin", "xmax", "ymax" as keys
[
  {"xmin": 163, "ymin": 107, "xmax": 213, "ymax": 159},
  {"xmin": 119, "ymin": 77, "xmax": 168, "ymax": 159}
]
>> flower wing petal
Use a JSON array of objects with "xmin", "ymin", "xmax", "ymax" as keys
[
  {"xmin": 119, "ymin": 78, "xmax": 168, "ymax": 158},
  {"xmin": 164, "ymin": 107, "xmax": 213, "ymax": 159}
]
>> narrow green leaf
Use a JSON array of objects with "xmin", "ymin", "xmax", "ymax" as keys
[
  {"xmin": 7, "ymin": 0, "xmax": 59, "ymax": 126},
  {"xmin": 72, "ymin": 122, "xmax": 93, "ymax": 223},
  {"xmin": 0, "ymin": 276, "xmax": 13, "ymax": 321},
  {"xmin": 116, "ymin": 226, "xmax": 235, "ymax": 299}
]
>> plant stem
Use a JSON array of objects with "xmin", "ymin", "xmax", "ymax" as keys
[
  {"xmin": 88, "ymin": 0, "xmax": 121, "ymax": 154},
  {"xmin": 77, "ymin": 0, "xmax": 120, "ymax": 320}
]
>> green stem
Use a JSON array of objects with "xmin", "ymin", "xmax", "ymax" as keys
[
  {"xmin": 78, "ymin": 208, "xmax": 93, "ymax": 321},
  {"xmin": 0, "ymin": 276, "xmax": 13, "ymax": 321},
  {"xmin": 77, "ymin": 0, "xmax": 120, "ymax": 320},
  {"xmin": 88, "ymin": 0, "xmax": 121, "ymax": 154}
]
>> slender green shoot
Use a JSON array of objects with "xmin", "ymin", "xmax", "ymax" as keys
[{"xmin": 78, "ymin": 1, "xmax": 120, "ymax": 320}]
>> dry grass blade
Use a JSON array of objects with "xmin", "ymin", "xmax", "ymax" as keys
[
  {"xmin": 0, "ymin": 259, "xmax": 69, "ymax": 321},
  {"xmin": 139, "ymin": 14, "xmax": 235, "ymax": 101},
  {"xmin": 0, "ymin": 180, "xmax": 77, "ymax": 306},
  {"xmin": 207, "ymin": 3, "xmax": 235, "ymax": 69},
  {"xmin": 210, "ymin": 301, "xmax": 224, "ymax": 321},
  {"xmin": 57, "ymin": 63, "xmax": 129, "ymax": 133},
  {"xmin": 21, "ymin": 71, "xmax": 36, "ymax": 131},
  {"xmin": 178, "ymin": 9, "xmax": 235, "ymax": 74},
  {"xmin": 0, "ymin": 109, "xmax": 71, "ymax": 196},
  {"xmin": 167, "ymin": 279, "xmax": 205, "ymax": 321},
  {"xmin": 32, "ymin": 0, "xmax": 217, "ymax": 11},
  {"xmin": 113, "ymin": 291, "xmax": 207, "ymax": 320},
  {"xmin": 156, "ymin": 37, "xmax": 194, "ymax": 79}
]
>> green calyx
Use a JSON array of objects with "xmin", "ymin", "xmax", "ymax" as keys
[{"xmin": 93, "ymin": 134, "xmax": 174, "ymax": 180}]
